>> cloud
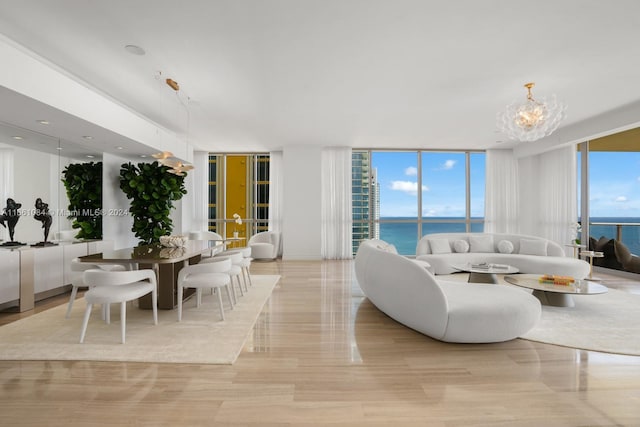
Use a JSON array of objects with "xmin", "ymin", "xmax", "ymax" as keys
[
  {"xmin": 390, "ymin": 180, "xmax": 429, "ymax": 195},
  {"xmin": 404, "ymin": 166, "xmax": 417, "ymax": 176},
  {"xmin": 615, "ymin": 196, "xmax": 628, "ymax": 202},
  {"xmin": 440, "ymin": 160, "xmax": 456, "ymax": 170}
]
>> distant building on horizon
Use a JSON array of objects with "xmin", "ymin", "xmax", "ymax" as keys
[{"xmin": 352, "ymin": 151, "xmax": 379, "ymax": 254}]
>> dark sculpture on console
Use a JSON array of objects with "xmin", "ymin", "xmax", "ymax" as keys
[
  {"xmin": 32, "ymin": 198, "xmax": 56, "ymax": 247},
  {"xmin": 0, "ymin": 198, "xmax": 26, "ymax": 246}
]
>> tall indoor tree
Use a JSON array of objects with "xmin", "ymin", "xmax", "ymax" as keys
[
  {"xmin": 61, "ymin": 161, "xmax": 103, "ymax": 240},
  {"xmin": 119, "ymin": 161, "xmax": 187, "ymax": 245}
]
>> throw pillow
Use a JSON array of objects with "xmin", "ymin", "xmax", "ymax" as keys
[
  {"xmin": 428, "ymin": 238, "xmax": 452, "ymax": 254},
  {"xmin": 497, "ymin": 239, "xmax": 514, "ymax": 254},
  {"xmin": 595, "ymin": 236, "xmax": 609, "ymax": 252},
  {"xmin": 519, "ymin": 239, "xmax": 547, "ymax": 256},
  {"xmin": 453, "ymin": 239, "xmax": 469, "ymax": 253},
  {"xmin": 601, "ymin": 239, "xmax": 623, "ymax": 269},
  {"xmin": 469, "ymin": 235, "xmax": 494, "ymax": 253},
  {"xmin": 623, "ymin": 255, "xmax": 640, "ymax": 274},
  {"xmin": 614, "ymin": 239, "xmax": 632, "ymax": 264}
]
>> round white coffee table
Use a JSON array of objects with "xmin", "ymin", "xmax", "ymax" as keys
[
  {"xmin": 452, "ymin": 262, "xmax": 519, "ymax": 284},
  {"xmin": 504, "ymin": 273, "xmax": 608, "ymax": 307}
]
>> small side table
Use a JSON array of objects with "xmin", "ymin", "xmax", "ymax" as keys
[
  {"xmin": 565, "ymin": 243, "xmax": 586, "ymax": 258},
  {"xmin": 580, "ymin": 250, "xmax": 604, "ymax": 281}
]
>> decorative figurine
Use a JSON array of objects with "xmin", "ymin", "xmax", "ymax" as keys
[
  {"xmin": 0, "ymin": 198, "xmax": 26, "ymax": 246},
  {"xmin": 31, "ymin": 198, "xmax": 57, "ymax": 247}
]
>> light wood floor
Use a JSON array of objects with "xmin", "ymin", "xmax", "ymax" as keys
[{"xmin": 1, "ymin": 260, "xmax": 640, "ymax": 426}]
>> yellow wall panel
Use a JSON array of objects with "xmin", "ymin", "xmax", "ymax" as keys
[{"xmin": 226, "ymin": 155, "xmax": 248, "ymax": 239}]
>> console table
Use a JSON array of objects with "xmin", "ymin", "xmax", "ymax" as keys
[{"xmin": 0, "ymin": 240, "xmax": 112, "ymax": 313}]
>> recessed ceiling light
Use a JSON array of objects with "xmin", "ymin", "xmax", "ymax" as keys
[
  {"xmin": 125, "ymin": 44, "xmax": 146, "ymax": 56},
  {"xmin": 82, "ymin": 135, "xmax": 94, "ymax": 140},
  {"xmin": 56, "ymin": 147, "xmax": 63, "ymax": 151},
  {"xmin": 140, "ymin": 154, "xmax": 148, "ymax": 158},
  {"xmin": 116, "ymin": 146, "xmax": 124, "ymax": 150},
  {"xmin": 36, "ymin": 120, "xmax": 50, "ymax": 125},
  {"xmin": 86, "ymin": 155, "xmax": 95, "ymax": 159},
  {"xmin": 11, "ymin": 136, "xmax": 24, "ymax": 140}
]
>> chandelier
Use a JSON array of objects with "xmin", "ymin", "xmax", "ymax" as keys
[
  {"xmin": 496, "ymin": 82, "xmax": 567, "ymax": 142},
  {"xmin": 152, "ymin": 151, "xmax": 194, "ymax": 176}
]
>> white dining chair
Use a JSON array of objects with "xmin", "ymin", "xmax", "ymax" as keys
[
  {"xmin": 66, "ymin": 258, "xmax": 127, "ymax": 319},
  {"xmin": 177, "ymin": 258, "xmax": 233, "ymax": 321},
  {"xmin": 201, "ymin": 251, "xmax": 245, "ymax": 302},
  {"xmin": 188, "ymin": 230, "xmax": 226, "ymax": 257},
  {"xmin": 79, "ymin": 269, "xmax": 158, "ymax": 344},
  {"xmin": 218, "ymin": 246, "xmax": 253, "ymax": 290}
]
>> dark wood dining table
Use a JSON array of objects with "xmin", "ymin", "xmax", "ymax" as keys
[{"xmin": 79, "ymin": 240, "xmax": 217, "ymax": 309}]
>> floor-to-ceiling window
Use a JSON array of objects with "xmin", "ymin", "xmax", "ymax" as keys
[
  {"xmin": 207, "ymin": 153, "xmax": 270, "ymax": 241},
  {"xmin": 580, "ymin": 129, "xmax": 640, "ymax": 274},
  {"xmin": 352, "ymin": 150, "xmax": 485, "ymax": 255}
]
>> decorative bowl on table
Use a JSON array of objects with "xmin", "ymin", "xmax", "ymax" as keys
[
  {"xmin": 159, "ymin": 246, "xmax": 187, "ymax": 258},
  {"xmin": 159, "ymin": 235, "xmax": 188, "ymax": 248}
]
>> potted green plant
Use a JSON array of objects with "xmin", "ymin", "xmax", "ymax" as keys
[
  {"xmin": 61, "ymin": 161, "xmax": 103, "ymax": 240},
  {"xmin": 119, "ymin": 161, "xmax": 187, "ymax": 245}
]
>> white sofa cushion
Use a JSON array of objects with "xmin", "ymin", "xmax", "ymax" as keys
[
  {"xmin": 469, "ymin": 235, "xmax": 494, "ymax": 253},
  {"xmin": 497, "ymin": 239, "xmax": 514, "ymax": 254},
  {"xmin": 453, "ymin": 239, "xmax": 470, "ymax": 253},
  {"xmin": 438, "ymin": 280, "xmax": 542, "ymax": 343},
  {"xmin": 429, "ymin": 238, "xmax": 452, "ymax": 254},
  {"xmin": 519, "ymin": 239, "xmax": 547, "ymax": 256}
]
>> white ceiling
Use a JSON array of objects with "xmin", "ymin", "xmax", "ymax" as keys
[{"xmin": 1, "ymin": 0, "xmax": 640, "ymax": 157}]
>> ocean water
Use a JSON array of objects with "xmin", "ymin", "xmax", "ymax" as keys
[{"xmin": 377, "ymin": 217, "xmax": 640, "ymax": 256}]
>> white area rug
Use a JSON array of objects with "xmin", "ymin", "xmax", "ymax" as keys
[
  {"xmin": 0, "ymin": 275, "xmax": 279, "ymax": 364},
  {"xmin": 520, "ymin": 287, "xmax": 640, "ymax": 356},
  {"xmin": 443, "ymin": 273, "xmax": 640, "ymax": 355}
]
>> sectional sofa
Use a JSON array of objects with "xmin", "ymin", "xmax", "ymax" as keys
[
  {"xmin": 354, "ymin": 239, "xmax": 542, "ymax": 343},
  {"xmin": 416, "ymin": 233, "xmax": 590, "ymax": 279}
]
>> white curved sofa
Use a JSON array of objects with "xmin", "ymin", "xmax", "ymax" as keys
[
  {"xmin": 416, "ymin": 233, "xmax": 590, "ymax": 279},
  {"xmin": 355, "ymin": 239, "xmax": 541, "ymax": 343}
]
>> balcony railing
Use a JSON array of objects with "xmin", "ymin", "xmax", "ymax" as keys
[{"xmin": 590, "ymin": 221, "xmax": 640, "ymax": 242}]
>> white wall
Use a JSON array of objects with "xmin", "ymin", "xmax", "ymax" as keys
[
  {"xmin": 282, "ymin": 145, "xmax": 322, "ymax": 260},
  {"xmin": 102, "ymin": 153, "xmax": 136, "ymax": 249},
  {"xmin": 172, "ymin": 165, "xmax": 193, "ymax": 236}
]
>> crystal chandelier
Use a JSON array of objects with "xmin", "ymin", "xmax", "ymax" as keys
[{"xmin": 496, "ymin": 82, "xmax": 567, "ymax": 142}]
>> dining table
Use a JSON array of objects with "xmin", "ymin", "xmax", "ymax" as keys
[{"xmin": 78, "ymin": 239, "xmax": 219, "ymax": 309}]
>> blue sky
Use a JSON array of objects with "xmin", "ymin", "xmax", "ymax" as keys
[
  {"xmin": 587, "ymin": 152, "xmax": 640, "ymax": 218},
  {"xmin": 372, "ymin": 151, "xmax": 485, "ymax": 218},
  {"xmin": 371, "ymin": 151, "xmax": 640, "ymax": 218}
]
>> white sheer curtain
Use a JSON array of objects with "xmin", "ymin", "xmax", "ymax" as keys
[
  {"xmin": 269, "ymin": 151, "xmax": 284, "ymax": 255},
  {"xmin": 321, "ymin": 147, "xmax": 352, "ymax": 259},
  {"xmin": 518, "ymin": 145, "xmax": 577, "ymax": 247},
  {"xmin": 484, "ymin": 149, "xmax": 519, "ymax": 234},
  {"xmin": 191, "ymin": 151, "xmax": 209, "ymax": 232},
  {"xmin": 0, "ymin": 147, "xmax": 14, "ymax": 242}
]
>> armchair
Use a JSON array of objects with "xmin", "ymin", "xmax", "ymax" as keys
[{"xmin": 249, "ymin": 231, "xmax": 280, "ymax": 260}]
